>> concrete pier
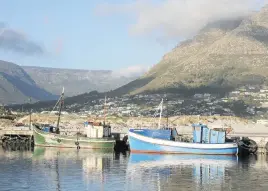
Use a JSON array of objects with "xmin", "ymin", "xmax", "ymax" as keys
[
  {"xmin": 0, "ymin": 126, "xmax": 33, "ymax": 145},
  {"xmin": 1, "ymin": 126, "xmax": 268, "ymax": 154},
  {"xmin": 0, "ymin": 126, "xmax": 33, "ymax": 136}
]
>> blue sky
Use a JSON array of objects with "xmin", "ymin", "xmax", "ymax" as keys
[
  {"xmin": 0, "ymin": 0, "xmax": 175, "ymax": 71},
  {"xmin": 0, "ymin": 0, "xmax": 267, "ymax": 71}
]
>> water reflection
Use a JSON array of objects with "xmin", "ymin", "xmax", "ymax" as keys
[
  {"xmin": 31, "ymin": 147, "xmax": 122, "ymax": 191},
  {"xmin": 1, "ymin": 147, "xmax": 268, "ymax": 191},
  {"xmin": 0, "ymin": 147, "xmax": 128, "ymax": 191},
  {"xmin": 127, "ymin": 154, "xmax": 238, "ymax": 191}
]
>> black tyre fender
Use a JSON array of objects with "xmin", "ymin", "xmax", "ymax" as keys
[
  {"xmin": 265, "ymin": 142, "xmax": 268, "ymax": 152},
  {"xmin": 248, "ymin": 139, "xmax": 258, "ymax": 154}
]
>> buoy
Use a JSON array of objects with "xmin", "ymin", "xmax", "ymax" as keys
[
  {"xmin": 248, "ymin": 139, "xmax": 258, "ymax": 154},
  {"xmin": 75, "ymin": 141, "xmax": 80, "ymax": 149}
]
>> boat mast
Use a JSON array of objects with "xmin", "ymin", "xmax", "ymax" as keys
[
  {"xmin": 166, "ymin": 96, "xmax": 168, "ymax": 128},
  {"xmin": 158, "ymin": 98, "xmax": 163, "ymax": 128},
  {"xmin": 104, "ymin": 95, "xmax": 107, "ymax": 125},
  {"xmin": 56, "ymin": 87, "xmax": 64, "ymax": 134},
  {"xmin": 28, "ymin": 98, "xmax": 32, "ymax": 129}
]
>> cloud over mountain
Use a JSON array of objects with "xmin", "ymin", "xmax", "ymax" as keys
[
  {"xmin": 96, "ymin": 0, "xmax": 268, "ymax": 40},
  {"xmin": 112, "ymin": 65, "xmax": 150, "ymax": 78},
  {"xmin": 0, "ymin": 23, "xmax": 44, "ymax": 55}
]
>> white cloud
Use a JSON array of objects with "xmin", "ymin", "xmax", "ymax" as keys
[
  {"xmin": 96, "ymin": 0, "xmax": 268, "ymax": 40},
  {"xmin": 112, "ymin": 65, "xmax": 151, "ymax": 78},
  {"xmin": 0, "ymin": 23, "xmax": 44, "ymax": 55}
]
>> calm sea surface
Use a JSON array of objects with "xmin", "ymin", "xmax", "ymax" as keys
[{"xmin": 1, "ymin": 147, "xmax": 268, "ymax": 191}]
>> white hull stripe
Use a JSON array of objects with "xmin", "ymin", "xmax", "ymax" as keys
[{"xmin": 128, "ymin": 131, "xmax": 237, "ymax": 149}]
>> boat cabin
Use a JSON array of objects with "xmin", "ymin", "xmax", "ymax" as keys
[
  {"xmin": 192, "ymin": 123, "xmax": 226, "ymax": 144},
  {"xmin": 84, "ymin": 121, "xmax": 111, "ymax": 138}
]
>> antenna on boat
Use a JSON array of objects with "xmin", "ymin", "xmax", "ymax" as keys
[
  {"xmin": 56, "ymin": 87, "xmax": 64, "ymax": 134},
  {"xmin": 158, "ymin": 98, "xmax": 163, "ymax": 128}
]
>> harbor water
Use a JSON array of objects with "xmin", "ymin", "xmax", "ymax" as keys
[{"xmin": 1, "ymin": 147, "xmax": 268, "ymax": 191}]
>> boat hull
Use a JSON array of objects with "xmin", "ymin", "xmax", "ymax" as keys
[
  {"xmin": 128, "ymin": 131, "xmax": 238, "ymax": 155},
  {"xmin": 33, "ymin": 126, "xmax": 115, "ymax": 149}
]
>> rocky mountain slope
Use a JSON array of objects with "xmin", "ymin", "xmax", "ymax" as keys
[
  {"xmin": 0, "ymin": 60, "xmax": 57, "ymax": 105},
  {"xmin": 117, "ymin": 5, "xmax": 268, "ymax": 95},
  {"xmin": 0, "ymin": 61, "xmax": 144, "ymax": 105},
  {"xmin": 22, "ymin": 66, "xmax": 142, "ymax": 96}
]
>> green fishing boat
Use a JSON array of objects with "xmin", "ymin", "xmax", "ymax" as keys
[
  {"xmin": 33, "ymin": 88, "xmax": 116, "ymax": 149},
  {"xmin": 33, "ymin": 125, "xmax": 115, "ymax": 149}
]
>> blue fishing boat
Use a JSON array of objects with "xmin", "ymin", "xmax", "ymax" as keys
[
  {"xmin": 128, "ymin": 99, "xmax": 239, "ymax": 155},
  {"xmin": 128, "ymin": 127, "xmax": 238, "ymax": 155}
]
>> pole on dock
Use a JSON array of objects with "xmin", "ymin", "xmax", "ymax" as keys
[{"xmin": 104, "ymin": 95, "xmax": 107, "ymax": 125}]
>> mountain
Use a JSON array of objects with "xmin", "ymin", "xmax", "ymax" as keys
[
  {"xmin": 21, "ymin": 66, "xmax": 143, "ymax": 97},
  {"xmin": 114, "ymin": 5, "xmax": 268, "ymax": 95},
  {"xmin": 7, "ymin": 6, "xmax": 268, "ymax": 109},
  {"xmin": 0, "ymin": 61, "xmax": 145, "ymax": 105},
  {"xmin": 0, "ymin": 60, "xmax": 57, "ymax": 105}
]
